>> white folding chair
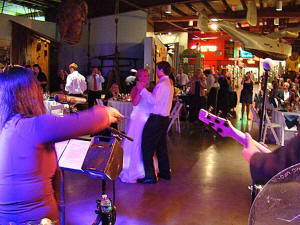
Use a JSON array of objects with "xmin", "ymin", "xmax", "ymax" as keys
[
  {"xmin": 263, "ymin": 113, "xmax": 281, "ymax": 145},
  {"xmin": 50, "ymin": 104, "xmax": 65, "ymax": 116},
  {"xmin": 167, "ymin": 102, "xmax": 183, "ymax": 134},
  {"xmin": 279, "ymin": 112, "xmax": 298, "ymax": 146},
  {"xmin": 250, "ymin": 105, "xmax": 260, "ymax": 136}
]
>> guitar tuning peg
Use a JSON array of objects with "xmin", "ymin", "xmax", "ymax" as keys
[
  {"xmin": 217, "ymin": 110, "xmax": 222, "ymax": 117},
  {"xmin": 208, "ymin": 106, "xmax": 214, "ymax": 113}
]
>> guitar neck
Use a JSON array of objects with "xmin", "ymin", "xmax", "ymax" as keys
[
  {"xmin": 230, "ymin": 126, "xmax": 271, "ymax": 153},
  {"xmin": 198, "ymin": 109, "xmax": 272, "ymax": 153}
]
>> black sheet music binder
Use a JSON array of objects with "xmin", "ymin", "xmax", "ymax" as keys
[
  {"xmin": 55, "ymin": 136, "xmax": 123, "ymax": 180},
  {"xmin": 81, "ymin": 136, "xmax": 123, "ymax": 180}
]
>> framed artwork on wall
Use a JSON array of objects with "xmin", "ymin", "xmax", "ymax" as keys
[{"xmin": 0, "ymin": 40, "xmax": 10, "ymax": 67}]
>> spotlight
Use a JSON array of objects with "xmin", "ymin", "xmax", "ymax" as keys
[
  {"xmin": 189, "ymin": 20, "xmax": 193, "ymax": 26},
  {"xmin": 165, "ymin": 5, "xmax": 171, "ymax": 14},
  {"xmin": 274, "ymin": 18, "xmax": 279, "ymax": 26},
  {"xmin": 276, "ymin": 0, "xmax": 282, "ymax": 11},
  {"xmin": 211, "ymin": 23, "xmax": 218, "ymax": 31}
]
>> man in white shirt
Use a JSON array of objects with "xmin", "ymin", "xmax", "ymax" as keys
[
  {"xmin": 136, "ymin": 61, "xmax": 174, "ymax": 184},
  {"xmin": 87, "ymin": 67, "xmax": 105, "ymax": 108},
  {"xmin": 176, "ymin": 68, "xmax": 189, "ymax": 89},
  {"xmin": 65, "ymin": 63, "xmax": 87, "ymax": 97}
]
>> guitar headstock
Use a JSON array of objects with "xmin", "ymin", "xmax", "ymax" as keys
[{"xmin": 198, "ymin": 109, "xmax": 236, "ymax": 138}]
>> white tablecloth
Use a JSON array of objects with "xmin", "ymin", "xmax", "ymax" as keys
[
  {"xmin": 272, "ymin": 110, "xmax": 300, "ymax": 143},
  {"xmin": 44, "ymin": 100, "xmax": 69, "ymax": 116},
  {"xmin": 108, "ymin": 100, "xmax": 133, "ymax": 132}
]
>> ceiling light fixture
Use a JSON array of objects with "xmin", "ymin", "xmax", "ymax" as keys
[
  {"xmin": 276, "ymin": 0, "xmax": 282, "ymax": 11},
  {"xmin": 165, "ymin": 5, "xmax": 172, "ymax": 14},
  {"xmin": 274, "ymin": 18, "xmax": 279, "ymax": 25},
  {"xmin": 211, "ymin": 23, "xmax": 218, "ymax": 31},
  {"xmin": 189, "ymin": 20, "xmax": 193, "ymax": 26}
]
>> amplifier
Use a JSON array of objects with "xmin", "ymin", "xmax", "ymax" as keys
[{"xmin": 82, "ymin": 136, "xmax": 123, "ymax": 180}]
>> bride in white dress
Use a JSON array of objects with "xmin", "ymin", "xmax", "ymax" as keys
[{"xmin": 119, "ymin": 69, "xmax": 152, "ymax": 183}]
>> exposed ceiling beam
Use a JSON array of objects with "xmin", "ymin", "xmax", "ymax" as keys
[
  {"xmin": 240, "ymin": 0, "xmax": 247, "ymax": 10},
  {"xmin": 166, "ymin": 21, "xmax": 187, "ymax": 32},
  {"xmin": 154, "ymin": 21, "xmax": 300, "ymax": 33},
  {"xmin": 184, "ymin": 3, "xmax": 198, "ymax": 13},
  {"xmin": 221, "ymin": 0, "xmax": 232, "ymax": 12},
  {"xmin": 171, "ymin": 5, "xmax": 188, "ymax": 16},
  {"xmin": 119, "ymin": 0, "xmax": 148, "ymax": 13},
  {"xmin": 200, "ymin": 0, "xmax": 216, "ymax": 14},
  {"xmin": 151, "ymin": 7, "xmax": 300, "ymax": 21}
]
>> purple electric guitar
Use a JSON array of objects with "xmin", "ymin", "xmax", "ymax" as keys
[{"xmin": 199, "ymin": 109, "xmax": 271, "ymax": 153}]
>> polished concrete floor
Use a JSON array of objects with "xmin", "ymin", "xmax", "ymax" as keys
[{"xmin": 62, "ymin": 115, "xmax": 261, "ymax": 225}]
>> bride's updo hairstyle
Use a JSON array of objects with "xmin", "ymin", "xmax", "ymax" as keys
[{"xmin": 136, "ymin": 69, "xmax": 149, "ymax": 83}]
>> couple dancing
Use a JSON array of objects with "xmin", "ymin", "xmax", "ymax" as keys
[{"xmin": 119, "ymin": 61, "xmax": 174, "ymax": 184}]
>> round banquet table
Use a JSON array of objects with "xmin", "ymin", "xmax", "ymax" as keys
[{"xmin": 107, "ymin": 100, "xmax": 133, "ymax": 132}]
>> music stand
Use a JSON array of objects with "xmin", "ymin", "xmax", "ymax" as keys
[{"xmin": 55, "ymin": 130, "xmax": 129, "ymax": 225}]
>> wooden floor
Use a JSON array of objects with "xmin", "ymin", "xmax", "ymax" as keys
[{"xmin": 63, "ymin": 115, "xmax": 259, "ymax": 225}]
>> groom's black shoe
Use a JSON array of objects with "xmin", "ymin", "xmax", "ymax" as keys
[
  {"xmin": 158, "ymin": 173, "xmax": 171, "ymax": 180},
  {"xmin": 137, "ymin": 177, "xmax": 157, "ymax": 184}
]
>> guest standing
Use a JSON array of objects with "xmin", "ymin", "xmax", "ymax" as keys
[
  {"xmin": 57, "ymin": 69, "xmax": 68, "ymax": 92},
  {"xmin": 176, "ymin": 68, "xmax": 189, "ymax": 90},
  {"xmin": 0, "ymin": 65, "xmax": 123, "ymax": 224},
  {"xmin": 33, "ymin": 64, "xmax": 47, "ymax": 92},
  {"xmin": 217, "ymin": 69, "xmax": 230, "ymax": 117},
  {"xmin": 205, "ymin": 69, "xmax": 219, "ymax": 111},
  {"xmin": 188, "ymin": 69, "xmax": 207, "ymax": 122},
  {"xmin": 87, "ymin": 67, "xmax": 105, "ymax": 108},
  {"xmin": 240, "ymin": 72, "xmax": 253, "ymax": 120},
  {"xmin": 65, "ymin": 63, "xmax": 87, "ymax": 97}
]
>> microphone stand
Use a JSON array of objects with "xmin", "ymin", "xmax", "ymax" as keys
[
  {"xmin": 258, "ymin": 70, "xmax": 269, "ymax": 142},
  {"xmin": 251, "ymin": 69, "xmax": 269, "ymax": 204}
]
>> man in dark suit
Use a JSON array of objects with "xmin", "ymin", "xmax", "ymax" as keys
[{"xmin": 276, "ymin": 82, "xmax": 295, "ymax": 108}]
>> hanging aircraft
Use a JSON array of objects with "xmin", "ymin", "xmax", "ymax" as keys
[{"xmin": 198, "ymin": 9, "xmax": 300, "ymax": 60}]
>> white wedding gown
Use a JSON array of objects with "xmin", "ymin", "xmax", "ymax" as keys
[{"xmin": 119, "ymin": 96, "xmax": 153, "ymax": 183}]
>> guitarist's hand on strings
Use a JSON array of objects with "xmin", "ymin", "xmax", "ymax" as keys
[{"xmin": 242, "ymin": 133, "xmax": 270, "ymax": 163}]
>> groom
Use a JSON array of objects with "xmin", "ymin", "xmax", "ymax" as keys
[{"xmin": 136, "ymin": 61, "xmax": 174, "ymax": 184}]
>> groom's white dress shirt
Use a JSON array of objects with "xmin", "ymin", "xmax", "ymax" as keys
[{"xmin": 140, "ymin": 76, "xmax": 174, "ymax": 117}]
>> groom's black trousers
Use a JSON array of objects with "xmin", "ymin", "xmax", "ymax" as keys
[{"xmin": 141, "ymin": 114, "xmax": 170, "ymax": 179}]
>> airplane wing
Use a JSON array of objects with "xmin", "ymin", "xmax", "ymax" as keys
[{"xmin": 218, "ymin": 21, "xmax": 292, "ymax": 60}]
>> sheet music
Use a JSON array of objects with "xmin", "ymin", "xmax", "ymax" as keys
[
  {"xmin": 55, "ymin": 139, "xmax": 91, "ymax": 171},
  {"xmin": 55, "ymin": 140, "xmax": 70, "ymax": 160}
]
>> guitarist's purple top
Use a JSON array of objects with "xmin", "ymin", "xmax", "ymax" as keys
[{"xmin": 250, "ymin": 135, "xmax": 300, "ymax": 184}]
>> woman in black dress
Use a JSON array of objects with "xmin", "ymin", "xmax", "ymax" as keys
[{"xmin": 240, "ymin": 72, "xmax": 253, "ymax": 120}]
